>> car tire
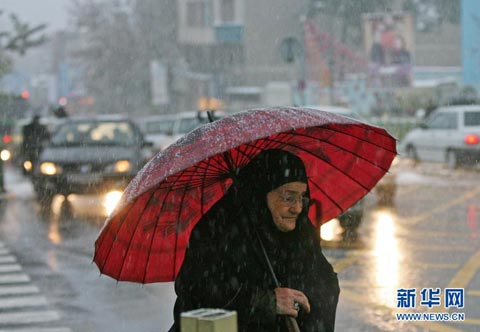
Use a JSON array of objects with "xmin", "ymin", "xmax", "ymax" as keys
[
  {"xmin": 406, "ymin": 145, "xmax": 418, "ymax": 161},
  {"xmin": 446, "ymin": 150, "xmax": 459, "ymax": 169}
]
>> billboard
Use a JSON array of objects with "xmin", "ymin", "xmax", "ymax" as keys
[{"xmin": 363, "ymin": 12, "xmax": 414, "ymax": 88}]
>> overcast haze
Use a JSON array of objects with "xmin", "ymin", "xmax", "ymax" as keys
[{"xmin": 1, "ymin": 0, "xmax": 69, "ymax": 33}]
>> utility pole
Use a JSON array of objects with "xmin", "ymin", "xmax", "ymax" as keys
[{"xmin": 327, "ymin": 10, "xmax": 335, "ymax": 105}]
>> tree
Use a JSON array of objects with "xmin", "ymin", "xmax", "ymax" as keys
[
  {"xmin": 70, "ymin": 0, "xmax": 180, "ymax": 114},
  {"xmin": 70, "ymin": 0, "xmax": 149, "ymax": 114},
  {"xmin": 0, "ymin": 10, "xmax": 47, "ymax": 78}
]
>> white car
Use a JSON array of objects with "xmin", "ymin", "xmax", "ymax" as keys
[
  {"xmin": 402, "ymin": 105, "xmax": 480, "ymax": 168},
  {"xmin": 137, "ymin": 111, "xmax": 226, "ymax": 153}
]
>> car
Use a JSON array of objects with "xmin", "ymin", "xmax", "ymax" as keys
[
  {"xmin": 402, "ymin": 105, "xmax": 480, "ymax": 168},
  {"xmin": 136, "ymin": 110, "xmax": 226, "ymax": 153},
  {"xmin": 32, "ymin": 115, "xmax": 153, "ymax": 207}
]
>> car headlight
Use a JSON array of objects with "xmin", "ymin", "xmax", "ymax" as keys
[
  {"xmin": 0, "ymin": 149, "xmax": 11, "ymax": 161},
  {"xmin": 40, "ymin": 162, "xmax": 62, "ymax": 175},
  {"xmin": 113, "ymin": 160, "xmax": 131, "ymax": 173},
  {"xmin": 24, "ymin": 160, "xmax": 33, "ymax": 171}
]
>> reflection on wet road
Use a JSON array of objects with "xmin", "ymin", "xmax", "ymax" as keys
[
  {"xmin": 1, "ymin": 160, "xmax": 479, "ymax": 331},
  {"xmin": 325, "ymin": 160, "xmax": 480, "ymax": 332}
]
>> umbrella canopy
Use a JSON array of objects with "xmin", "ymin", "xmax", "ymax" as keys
[{"xmin": 94, "ymin": 107, "xmax": 397, "ymax": 283}]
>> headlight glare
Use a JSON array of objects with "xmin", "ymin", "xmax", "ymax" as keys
[
  {"xmin": 0, "ymin": 149, "xmax": 11, "ymax": 161},
  {"xmin": 114, "ymin": 160, "xmax": 131, "ymax": 173},
  {"xmin": 40, "ymin": 162, "xmax": 61, "ymax": 175}
]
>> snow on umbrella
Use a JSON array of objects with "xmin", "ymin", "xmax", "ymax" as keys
[{"xmin": 94, "ymin": 107, "xmax": 397, "ymax": 283}]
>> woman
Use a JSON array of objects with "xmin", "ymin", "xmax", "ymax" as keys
[{"xmin": 171, "ymin": 149, "xmax": 340, "ymax": 331}]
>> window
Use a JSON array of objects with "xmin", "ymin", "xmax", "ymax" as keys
[
  {"xmin": 220, "ymin": 0, "xmax": 235, "ymax": 23},
  {"xmin": 427, "ymin": 113, "xmax": 458, "ymax": 130},
  {"xmin": 178, "ymin": 118, "xmax": 201, "ymax": 134},
  {"xmin": 186, "ymin": 0, "xmax": 212, "ymax": 27},
  {"xmin": 145, "ymin": 120, "xmax": 175, "ymax": 134},
  {"xmin": 464, "ymin": 111, "xmax": 480, "ymax": 127}
]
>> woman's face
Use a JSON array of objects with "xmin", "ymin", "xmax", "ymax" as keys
[{"xmin": 266, "ymin": 181, "xmax": 308, "ymax": 232}]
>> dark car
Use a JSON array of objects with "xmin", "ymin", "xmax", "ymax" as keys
[{"xmin": 32, "ymin": 116, "xmax": 152, "ymax": 206}]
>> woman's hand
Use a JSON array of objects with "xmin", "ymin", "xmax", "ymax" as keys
[{"xmin": 274, "ymin": 287, "xmax": 311, "ymax": 317}]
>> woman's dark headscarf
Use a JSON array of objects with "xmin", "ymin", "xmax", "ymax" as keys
[{"xmin": 234, "ymin": 149, "xmax": 309, "ymax": 207}]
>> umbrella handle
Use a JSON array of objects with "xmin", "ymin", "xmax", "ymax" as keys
[{"xmin": 285, "ymin": 316, "xmax": 301, "ymax": 332}]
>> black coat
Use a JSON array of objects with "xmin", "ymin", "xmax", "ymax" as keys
[{"xmin": 171, "ymin": 189, "xmax": 340, "ymax": 332}]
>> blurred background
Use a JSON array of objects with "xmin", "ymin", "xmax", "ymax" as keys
[
  {"xmin": 0, "ymin": 1, "xmax": 479, "ymax": 332},
  {"xmin": 0, "ymin": 0, "xmax": 473, "ymax": 127}
]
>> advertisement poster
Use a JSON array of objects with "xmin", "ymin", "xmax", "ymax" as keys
[{"xmin": 363, "ymin": 12, "xmax": 415, "ymax": 88}]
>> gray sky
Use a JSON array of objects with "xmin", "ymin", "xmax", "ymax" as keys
[{"xmin": 1, "ymin": 0, "xmax": 70, "ymax": 33}]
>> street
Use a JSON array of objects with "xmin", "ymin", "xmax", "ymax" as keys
[{"xmin": 0, "ymin": 160, "xmax": 478, "ymax": 332}]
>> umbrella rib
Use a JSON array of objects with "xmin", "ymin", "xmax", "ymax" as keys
[
  {"xmin": 200, "ymin": 152, "xmax": 215, "ymax": 216},
  {"xmin": 159, "ymin": 175, "xmax": 223, "ymax": 191},
  {"xmin": 172, "ymin": 163, "xmax": 200, "ymax": 279},
  {"xmin": 261, "ymin": 136, "xmax": 373, "ymax": 192},
  {"xmin": 281, "ymin": 129, "xmax": 394, "ymax": 173},
  {"xmin": 116, "ymin": 190, "xmax": 159, "ymax": 281},
  {"xmin": 94, "ymin": 204, "xmax": 133, "ymax": 273},
  {"xmin": 308, "ymin": 178, "xmax": 344, "ymax": 213},
  {"xmin": 320, "ymin": 124, "xmax": 397, "ymax": 154},
  {"xmin": 96, "ymin": 205, "xmax": 134, "ymax": 273},
  {"xmin": 141, "ymin": 189, "xmax": 171, "ymax": 284}
]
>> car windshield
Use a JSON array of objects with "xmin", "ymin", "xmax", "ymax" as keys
[{"xmin": 50, "ymin": 121, "xmax": 136, "ymax": 146}]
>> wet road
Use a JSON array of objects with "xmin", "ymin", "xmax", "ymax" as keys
[
  {"xmin": 330, "ymin": 160, "xmax": 480, "ymax": 332},
  {"xmin": 0, "ymin": 159, "xmax": 478, "ymax": 331}
]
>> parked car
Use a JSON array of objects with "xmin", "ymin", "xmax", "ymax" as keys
[
  {"xmin": 402, "ymin": 105, "xmax": 480, "ymax": 168},
  {"xmin": 32, "ymin": 115, "xmax": 152, "ymax": 206},
  {"xmin": 136, "ymin": 110, "xmax": 225, "ymax": 153}
]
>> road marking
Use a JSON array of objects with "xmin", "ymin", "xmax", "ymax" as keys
[
  {"xmin": 448, "ymin": 249, "xmax": 480, "ymax": 288},
  {"xmin": 0, "ymin": 311, "xmax": 60, "ymax": 324},
  {"xmin": 404, "ymin": 186, "xmax": 480, "ymax": 226},
  {"xmin": 396, "ymin": 228, "xmax": 475, "ymax": 239},
  {"xmin": 410, "ymin": 262, "xmax": 459, "ymax": 269},
  {"xmin": 0, "ymin": 329, "xmax": 73, "ymax": 332},
  {"xmin": 397, "ymin": 184, "xmax": 422, "ymax": 197},
  {"xmin": 0, "ymin": 273, "xmax": 30, "ymax": 284},
  {"xmin": 0, "ymin": 285, "xmax": 40, "ymax": 296},
  {"xmin": 409, "ymin": 244, "xmax": 474, "ymax": 252},
  {"xmin": 0, "ymin": 295, "xmax": 48, "ymax": 309},
  {"xmin": 0, "ymin": 264, "xmax": 22, "ymax": 273},
  {"xmin": 0, "ymin": 256, "xmax": 16, "ymax": 264}
]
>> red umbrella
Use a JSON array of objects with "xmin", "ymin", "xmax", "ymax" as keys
[{"xmin": 94, "ymin": 107, "xmax": 396, "ymax": 283}]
